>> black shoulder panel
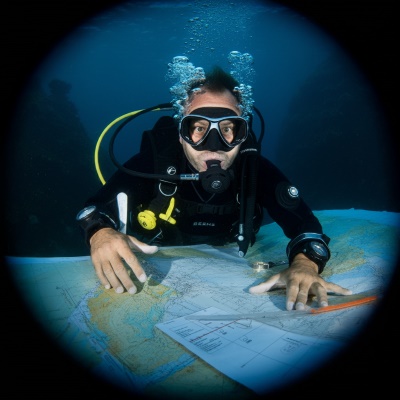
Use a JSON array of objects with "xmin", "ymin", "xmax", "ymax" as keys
[{"xmin": 139, "ymin": 116, "xmax": 181, "ymax": 175}]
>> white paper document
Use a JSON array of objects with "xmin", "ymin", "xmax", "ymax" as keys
[{"xmin": 156, "ymin": 306, "xmax": 343, "ymax": 394}]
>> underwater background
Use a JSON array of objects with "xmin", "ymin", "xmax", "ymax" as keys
[
  {"xmin": 2, "ymin": 1, "xmax": 398, "ymax": 399},
  {"xmin": 4, "ymin": 0, "xmax": 399, "ymax": 258}
]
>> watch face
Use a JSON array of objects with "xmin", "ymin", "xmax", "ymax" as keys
[
  {"xmin": 288, "ymin": 186, "xmax": 299, "ymax": 198},
  {"xmin": 76, "ymin": 205, "xmax": 96, "ymax": 221},
  {"xmin": 310, "ymin": 241, "xmax": 328, "ymax": 258}
]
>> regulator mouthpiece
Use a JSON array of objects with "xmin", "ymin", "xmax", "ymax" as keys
[{"xmin": 199, "ymin": 160, "xmax": 232, "ymax": 194}]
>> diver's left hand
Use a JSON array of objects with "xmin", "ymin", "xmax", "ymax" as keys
[{"xmin": 249, "ymin": 253, "xmax": 352, "ymax": 310}]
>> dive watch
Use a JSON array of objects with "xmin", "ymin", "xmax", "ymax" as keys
[
  {"xmin": 76, "ymin": 205, "xmax": 97, "ymax": 221},
  {"xmin": 76, "ymin": 205, "xmax": 118, "ymax": 245},
  {"xmin": 286, "ymin": 233, "xmax": 331, "ymax": 274}
]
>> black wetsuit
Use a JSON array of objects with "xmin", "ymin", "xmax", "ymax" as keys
[{"xmin": 79, "ymin": 118, "xmax": 323, "ymax": 251}]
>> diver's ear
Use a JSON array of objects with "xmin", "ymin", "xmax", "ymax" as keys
[{"xmin": 179, "ymin": 136, "xmax": 183, "ymax": 145}]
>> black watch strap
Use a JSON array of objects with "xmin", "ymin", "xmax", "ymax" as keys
[
  {"xmin": 76, "ymin": 206, "xmax": 118, "ymax": 246},
  {"xmin": 286, "ymin": 233, "xmax": 331, "ymax": 274}
]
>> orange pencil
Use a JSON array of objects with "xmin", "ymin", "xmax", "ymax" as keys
[
  {"xmin": 186, "ymin": 294, "xmax": 379, "ymax": 321},
  {"xmin": 309, "ymin": 295, "xmax": 378, "ymax": 314}
]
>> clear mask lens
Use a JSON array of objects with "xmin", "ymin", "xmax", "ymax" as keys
[{"xmin": 179, "ymin": 115, "xmax": 248, "ymax": 147}]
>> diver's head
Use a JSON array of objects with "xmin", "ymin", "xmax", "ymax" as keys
[
  {"xmin": 178, "ymin": 88, "xmax": 244, "ymax": 172},
  {"xmin": 178, "ymin": 67, "xmax": 249, "ymax": 172},
  {"xmin": 184, "ymin": 66, "xmax": 243, "ymax": 115}
]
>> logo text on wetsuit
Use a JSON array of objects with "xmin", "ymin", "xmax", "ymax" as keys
[{"xmin": 193, "ymin": 222, "xmax": 216, "ymax": 227}]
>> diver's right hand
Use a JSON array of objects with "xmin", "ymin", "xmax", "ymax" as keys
[{"xmin": 89, "ymin": 227, "xmax": 158, "ymax": 294}]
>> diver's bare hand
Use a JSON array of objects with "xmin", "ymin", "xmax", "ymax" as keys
[
  {"xmin": 249, "ymin": 253, "xmax": 352, "ymax": 310},
  {"xmin": 89, "ymin": 227, "xmax": 158, "ymax": 294}
]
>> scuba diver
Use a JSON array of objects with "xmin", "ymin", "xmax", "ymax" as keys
[{"xmin": 76, "ymin": 56, "xmax": 351, "ymax": 310}]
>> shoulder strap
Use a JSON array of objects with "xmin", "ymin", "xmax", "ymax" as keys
[
  {"xmin": 140, "ymin": 116, "xmax": 181, "ymax": 176},
  {"xmin": 138, "ymin": 116, "xmax": 181, "ymax": 224}
]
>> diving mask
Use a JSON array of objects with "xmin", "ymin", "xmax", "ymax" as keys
[{"xmin": 179, "ymin": 107, "xmax": 248, "ymax": 151}]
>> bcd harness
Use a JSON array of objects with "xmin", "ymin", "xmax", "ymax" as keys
[
  {"xmin": 134, "ymin": 114, "xmax": 262, "ymax": 255},
  {"xmin": 98, "ymin": 102, "xmax": 264, "ymax": 257},
  {"xmin": 81, "ymin": 103, "xmax": 332, "ymax": 271}
]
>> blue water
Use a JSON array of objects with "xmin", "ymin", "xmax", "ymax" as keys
[
  {"xmin": 5, "ymin": 0, "xmax": 397, "ymax": 257},
  {"xmin": 32, "ymin": 0, "xmax": 344, "ymax": 162}
]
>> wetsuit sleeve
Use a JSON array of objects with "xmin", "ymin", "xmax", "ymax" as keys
[
  {"xmin": 257, "ymin": 156, "xmax": 323, "ymax": 239},
  {"xmin": 78, "ymin": 152, "xmax": 154, "ymax": 246}
]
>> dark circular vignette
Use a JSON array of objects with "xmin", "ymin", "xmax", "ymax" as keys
[{"xmin": 2, "ymin": 0, "xmax": 398, "ymax": 398}]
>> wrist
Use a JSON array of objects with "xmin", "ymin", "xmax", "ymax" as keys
[
  {"xmin": 291, "ymin": 253, "xmax": 319, "ymax": 273},
  {"xmin": 76, "ymin": 205, "xmax": 118, "ymax": 246},
  {"xmin": 89, "ymin": 226, "xmax": 115, "ymax": 245},
  {"xmin": 286, "ymin": 233, "xmax": 331, "ymax": 274}
]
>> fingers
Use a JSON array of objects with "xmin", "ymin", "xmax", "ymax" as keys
[
  {"xmin": 249, "ymin": 263, "xmax": 351, "ymax": 311},
  {"xmin": 310, "ymin": 282, "xmax": 328, "ymax": 307},
  {"xmin": 90, "ymin": 253, "xmax": 111, "ymax": 288},
  {"xmin": 325, "ymin": 281, "xmax": 353, "ymax": 296},
  {"xmin": 108, "ymin": 253, "xmax": 139, "ymax": 294},
  {"xmin": 117, "ymin": 244, "xmax": 148, "ymax": 283},
  {"xmin": 106, "ymin": 249, "xmax": 148, "ymax": 294},
  {"xmin": 92, "ymin": 251, "xmax": 138, "ymax": 294},
  {"xmin": 128, "ymin": 235, "xmax": 159, "ymax": 254},
  {"xmin": 90, "ymin": 229, "xmax": 159, "ymax": 294},
  {"xmin": 249, "ymin": 274, "xmax": 282, "ymax": 294},
  {"xmin": 286, "ymin": 283, "xmax": 309, "ymax": 311}
]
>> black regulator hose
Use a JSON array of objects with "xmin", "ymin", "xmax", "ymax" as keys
[{"xmin": 108, "ymin": 103, "xmax": 186, "ymax": 181}]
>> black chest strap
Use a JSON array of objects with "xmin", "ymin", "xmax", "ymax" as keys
[{"xmin": 178, "ymin": 198, "xmax": 238, "ymax": 216}]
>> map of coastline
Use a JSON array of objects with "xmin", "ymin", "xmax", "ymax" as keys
[{"xmin": 7, "ymin": 209, "xmax": 400, "ymax": 398}]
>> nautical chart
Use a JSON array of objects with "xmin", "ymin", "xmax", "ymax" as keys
[{"xmin": 7, "ymin": 209, "xmax": 400, "ymax": 398}]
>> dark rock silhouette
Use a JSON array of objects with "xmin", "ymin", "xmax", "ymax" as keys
[{"xmin": 5, "ymin": 79, "xmax": 115, "ymax": 256}]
